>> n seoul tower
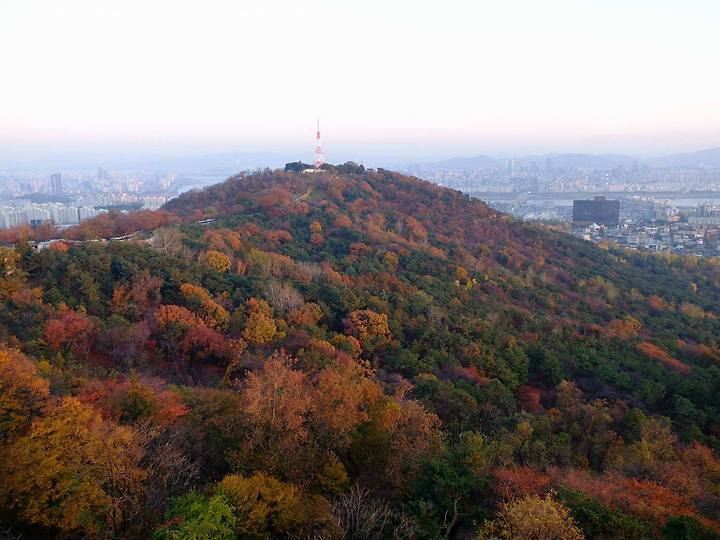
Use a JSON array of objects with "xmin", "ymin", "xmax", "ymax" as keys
[{"xmin": 314, "ymin": 116, "xmax": 326, "ymax": 169}]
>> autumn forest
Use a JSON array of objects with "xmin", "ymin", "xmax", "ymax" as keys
[{"xmin": 2, "ymin": 164, "xmax": 720, "ymax": 539}]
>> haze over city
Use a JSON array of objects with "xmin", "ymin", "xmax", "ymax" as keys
[
  {"xmin": 6, "ymin": 2, "xmax": 720, "ymax": 539},
  {"xmin": 2, "ymin": 0, "xmax": 719, "ymax": 165}
]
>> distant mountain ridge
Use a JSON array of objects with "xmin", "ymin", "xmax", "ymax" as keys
[
  {"xmin": 420, "ymin": 155, "xmax": 501, "ymax": 170},
  {"xmin": 414, "ymin": 152, "xmax": 637, "ymax": 171},
  {"xmin": 647, "ymin": 147, "xmax": 720, "ymax": 168},
  {"xmin": 414, "ymin": 147, "xmax": 720, "ymax": 171},
  {"xmin": 527, "ymin": 153, "xmax": 637, "ymax": 170},
  {"xmin": 0, "ymin": 151, "xmax": 290, "ymax": 173}
]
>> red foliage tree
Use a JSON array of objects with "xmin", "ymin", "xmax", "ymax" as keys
[
  {"xmin": 492, "ymin": 466, "xmax": 551, "ymax": 500},
  {"xmin": 45, "ymin": 309, "xmax": 98, "ymax": 361}
]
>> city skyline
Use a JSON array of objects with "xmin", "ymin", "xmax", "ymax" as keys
[{"xmin": 1, "ymin": 0, "xmax": 719, "ymax": 159}]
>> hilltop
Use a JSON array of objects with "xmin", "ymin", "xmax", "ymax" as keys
[{"xmin": 1, "ymin": 165, "xmax": 720, "ymax": 538}]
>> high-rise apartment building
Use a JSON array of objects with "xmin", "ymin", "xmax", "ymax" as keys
[{"xmin": 50, "ymin": 173, "xmax": 63, "ymax": 195}]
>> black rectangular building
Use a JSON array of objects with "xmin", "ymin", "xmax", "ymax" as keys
[{"xmin": 572, "ymin": 196, "xmax": 620, "ymax": 225}]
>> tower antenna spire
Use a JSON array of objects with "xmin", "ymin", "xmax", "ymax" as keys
[{"xmin": 314, "ymin": 115, "xmax": 325, "ymax": 169}]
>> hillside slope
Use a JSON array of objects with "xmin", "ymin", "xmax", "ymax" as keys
[
  {"xmin": 1, "ymin": 165, "xmax": 720, "ymax": 538},
  {"xmin": 165, "ymin": 166, "xmax": 720, "ymax": 405}
]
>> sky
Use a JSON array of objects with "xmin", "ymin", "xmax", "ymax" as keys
[{"xmin": 1, "ymin": 0, "xmax": 719, "ymax": 163}]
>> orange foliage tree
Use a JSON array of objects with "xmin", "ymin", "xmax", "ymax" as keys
[
  {"xmin": 111, "ymin": 270, "xmax": 163, "ymax": 321},
  {"xmin": 45, "ymin": 309, "xmax": 98, "ymax": 361},
  {"xmin": 637, "ymin": 341, "xmax": 691, "ymax": 374},
  {"xmin": 491, "ymin": 466, "xmax": 551, "ymax": 501},
  {"xmin": 343, "ymin": 309, "xmax": 392, "ymax": 352},
  {"xmin": 236, "ymin": 351, "xmax": 312, "ymax": 479},
  {"xmin": 180, "ymin": 283, "xmax": 230, "ymax": 329},
  {"xmin": 0, "ymin": 347, "xmax": 50, "ymax": 439},
  {"xmin": 311, "ymin": 358, "xmax": 382, "ymax": 448},
  {"xmin": 555, "ymin": 468, "xmax": 696, "ymax": 526}
]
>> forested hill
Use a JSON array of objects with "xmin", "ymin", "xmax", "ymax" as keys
[{"xmin": 2, "ymin": 164, "xmax": 720, "ymax": 539}]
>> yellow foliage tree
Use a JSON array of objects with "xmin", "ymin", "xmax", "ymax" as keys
[
  {"xmin": 217, "ymin": 473, "xmax": 295, "ymax": 536},
  {"xmin": 680, "ymin": 302, "xmax": 705, "ymax": 319},
  {"xmin": 204, "ymin": 249, "xmax": 232, "ymax": 273},
  {"xmin": 475, "ymin": 494, "xmax": 584, "ymax": 540},
  {"xmin": 314, "ymin": 454, "xmax": 351, "ymax": 497},
  {"xmin": 242, "ymin": 299, "xmax": 277, "ymax": 345},
  {"xmin": 351, "ymin": 395, "xmax": 441, "ymax": 490},
  {"xmin": 0, "ymin": 246, "xmax": 26, "ymax": 299},
  {"xmin": 383, "ymin": 251, "xmax": 399, "ymax": 271},
  {"xmin": 0, "ymin": 397, "xmax": 145, "ymax": 536},
  {"xmin": 216, "ymin": 472, "xmax": 336, "ymax": 537}
]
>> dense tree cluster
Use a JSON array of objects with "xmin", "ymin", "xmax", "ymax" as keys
[{"xmin": 1, "ymin": 166, "xmax": 720, "ymax": 538}]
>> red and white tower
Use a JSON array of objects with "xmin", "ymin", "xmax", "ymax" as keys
[{"xmin": 314, "ymin": 116, "xmax": 325, "ymax": 169}]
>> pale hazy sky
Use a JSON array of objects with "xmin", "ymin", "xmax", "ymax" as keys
[{"xmin": 1, "ymin": 0, "xmax": 719, "ymax": 159}]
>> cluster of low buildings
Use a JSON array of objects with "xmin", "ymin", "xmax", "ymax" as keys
[
  {"xmin": 572, "ymin": 199, "xmax": 720, "ymax": 256},
  {"xmin": 577, "ymin": 221, "xmax": 720, "ymax": 256}
]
